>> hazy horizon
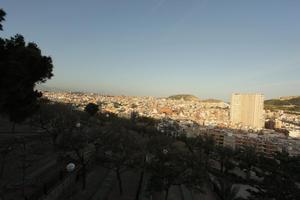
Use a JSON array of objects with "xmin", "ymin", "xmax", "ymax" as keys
[
  {"xmin": 2, "ymin": 0, "xmax": 300, "ymax": 100},
  {"xmin": 37, "ymin": 84, "xmax": 299, "ymax": 102}
]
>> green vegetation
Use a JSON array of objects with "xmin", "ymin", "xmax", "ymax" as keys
[
  {"xmin": 167, "ymin": 94, "xmax": 200, "ymax": 101},
  {"xmin": 0, "ymin": 10, "xmax": 53, "ymax": 125},
  {"xmin": 264, "ymin": 96, "xmax": 300, "ymax": 112}
]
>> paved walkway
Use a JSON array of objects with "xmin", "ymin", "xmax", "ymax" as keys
[
  {"xmin": 106, "ymin": 170, "xmax": 140, "ymax": 200},
  {"xmin": 60, "ymin": 167, "xmax": 217, "ymax": 200},
  {"xmin": 90, "ymin": 170, "xmax": 116, "ymax": 200},
  {"xmin": 60, "ymin": 166, "xmax": 110, "ymax": 200}
]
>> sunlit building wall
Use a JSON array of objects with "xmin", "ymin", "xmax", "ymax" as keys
[{"xmin": 230, "ymin": 93, "xmax": 265, "ymax": 129}]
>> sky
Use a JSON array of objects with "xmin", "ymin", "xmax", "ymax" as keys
[{"xmin": 1, "ymin": 0, "xmax": 300, "ymax": 100}]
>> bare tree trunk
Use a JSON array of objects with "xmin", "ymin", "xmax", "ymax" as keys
[
  {"xmin": 164, "ymin": 188, "xmax": 169, "ymax": 200},
  {"xmin": 21, "ymin": 142, "xmax": 26, "ymax": 199},
  {"xmin": 116, "ymin": 169, "xmax": 123, "ymax": 195},
  {"xmin": 135, "ymin": 169, "xmax": 145, "ymax": 200},
  {"xmin": 246, "ymin": 169, "xmax": 251, "ymax": 180},
  {"xmin": 220, "ymin": 160, "xmax": 224, "ymax": 173},
  {"xmin": 0, "ymin": 154, "xmax": 7, "ymax": 178},
  {"xmin": 246, "ymin": 164, "xmax": 252, "ymax": 180},
  {"xmin": 82, "ymin": 163, "xmax": 86, "ymax": 190},
  {"xmin": 80, "ymin": 154, "xmax": 86, "ymax": 190}
]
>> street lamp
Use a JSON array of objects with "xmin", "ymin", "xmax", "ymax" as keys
[
  {"xmin": 66, "ymin": 163, "xmax": 76, "ymax": 172},
  {"xmin": 65, "ymin": 163, "xmax": 76, "ymax": 199},
  {"xmin": 76, "ymin": 122, "xmax": 81, "ymax": 128},
  {"xmin": 162, "ymin": 148, "xmax": 168, "ymax": 155},
  {"xmin": 145, "ymin": 154, "xmax": 152, "ymax": 163}
]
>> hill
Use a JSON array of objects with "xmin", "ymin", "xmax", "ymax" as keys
[
  {"xmin": 201, "ymin": 98, "xmax": 223, "ymax": 103},
  {"xmin": 167, "ymin": 94, "xmax": 200, "ymax": 101},
  {"xmin": 265, "ymin": 96, "xmax": 300, "ymax": 112},
  {"xmin": 36, "ymin": 84, "xmax": 67, "ymax": 92}
]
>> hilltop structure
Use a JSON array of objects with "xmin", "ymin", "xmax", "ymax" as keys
[{"xmin": 230, "ymin": 93, "xmax": 265, "ymax": 129}]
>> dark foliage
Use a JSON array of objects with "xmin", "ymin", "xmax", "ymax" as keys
[
  {"xmin": 146, "ymin": 135, "xmax": 206, "ymax": 200},
  {"xmin": 84, "ymin": 103, "xmax": 99, "ymax": 116},
  {"xmin": 249, "ymin": 152, "xmax": 300, "ymax": 200},
  {"xmin": 95, "ymin": 129, "xmax": 142, "ymax": 194},
  {"xmin": 0, "ymin": 8, "xmax": 5, "ymax": 30},
  {"xmin": 212, "ymin": 178, "xmax": 244, "ymax": 200},
  {"xmin": 0, "ymin": 34, "xmax": 53, "ymax": 123}
]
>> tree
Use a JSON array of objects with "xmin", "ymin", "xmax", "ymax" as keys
[
  {"xmin": 84, "ymin": 103, "xmax": 99, "ymax": 116},
  {"xmin": 212, "ymin": 178, "xmax": 244, "ymax": 200},
  {"xmin": 0, "ymin": 138, "xmax": 13, "ymax": 178},
  {"xmin": 95, "ymin": 129, "xmax": 141, "ymax": 195},
  {"xmin": 249, "ymin": 153, "xmax": 300, "ymax": 200},
  {"xmin": 146, "ymin": 135, "xmax": 205, "ymax": 200},
  {"xmin": 0, "ymin": 8, "xmax": 5, "ymax": 30},
  {"xmin": 0, "ymin": 31, "xmax": 53, "ymax": 124},
  {"xmin": 32, "ymin": 101, "xmax": 93, "ymax": 190},
  {"xmin": 197, "ymin": 135, "xmax": 215, "ymax": 169},
  {"xmin": 216, "ymin": 146, "xmax": 236, "ymax": 174},
  {"xmin": 33, "ymin": 102, "xmax": 82, "ymax": 145},
  {"xmin": 177, "ymin": 135, "xmax": 211, "ymax": 192},
  {"xmin": 59, "ymin": 131, "xmax": 90, "ymax": 190},
  {"xmin": 236, "ymin": 146, "xmax": 257, "ymax": 180},
  {"xmin": 15, "ymin": 137, "xmax": 34, "ymax": 199}
]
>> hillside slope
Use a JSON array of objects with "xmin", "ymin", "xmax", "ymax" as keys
[
  {"xmin": 265, "ymin": 96, "xmax": 300, "ymax": 112},
  {"xmin": 167, "ymin": 94, "xmax": 200, "ymax": 101}
]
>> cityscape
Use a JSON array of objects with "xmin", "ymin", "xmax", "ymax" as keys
[
  {"xmin": 1, "ymin": 1, "xmax": 300, "ymax": 200},
  {"xmin": 43, "ymin": 91, "xmax": 300, "ymax": 158}
]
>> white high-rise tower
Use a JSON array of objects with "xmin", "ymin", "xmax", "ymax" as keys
[{"xmin": 230, "ymin": 93, "xmax": 264, "ymax": 129}]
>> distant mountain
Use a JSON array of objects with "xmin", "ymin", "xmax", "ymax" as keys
[
  {"xmin": 265, "ymin": 96, "xmax": 300, "ymax": 112},
  {"xmin": 167, "ymin": 94, "xmax": 200, "ymax": 101},
  {"xmin": 35, "ymin": 84, "xmax": 67, "ymax": 92}
]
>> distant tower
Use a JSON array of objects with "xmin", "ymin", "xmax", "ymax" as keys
[{"xmin": 230, "ymin": 93, "xmax": 264, "ymax": 129}]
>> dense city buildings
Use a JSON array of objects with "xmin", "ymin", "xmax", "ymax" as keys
[
  {"xmin": 43, "ymin": 91, "xmax": 300, "ymax": 157},
  {"xmin": 230, "ymin": 93, "xmax": 265, "ymax": 129}
]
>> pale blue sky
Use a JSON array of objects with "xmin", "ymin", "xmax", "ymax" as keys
[{"xmin": 1, "ymin": 0, "xmax": 300, "ymax": 100}]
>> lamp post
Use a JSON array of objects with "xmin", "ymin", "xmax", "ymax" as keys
[
  {"xmin": 162, "ymin": 148, "xmax": 168, "ymax": 155},
  {"xmin": 66, "ymin": 163, "xmax": 76, "ymax": 199},
  {"xmin": 66, "ymin": 163, "xmax": 76, "ymax": 173}
]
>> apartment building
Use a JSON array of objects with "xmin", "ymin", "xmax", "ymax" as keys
[{"xmin": 230, "ymin": 93, "xmax": 264, "ymax": 129}]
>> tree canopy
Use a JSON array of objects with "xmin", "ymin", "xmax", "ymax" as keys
[
  {"xmin": 0, "ymin": 11, "xmax": 53, "ymax": 123},
  {"xmin": 0, "ymin": 9, "xmax": 5, "ymax": 31},
  {"xmin": 84, "ymin": 103, "xmax": 99, "ymax": 116}
]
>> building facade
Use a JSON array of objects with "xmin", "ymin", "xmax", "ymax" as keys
[{"xmin": 230, "ymin": 93, "xmax": 264, "ymax": 129}]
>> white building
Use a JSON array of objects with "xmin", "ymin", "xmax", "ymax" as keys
[{"xmin": 230, "ymin": 93, "xmax": 265, "ymax": 129}]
